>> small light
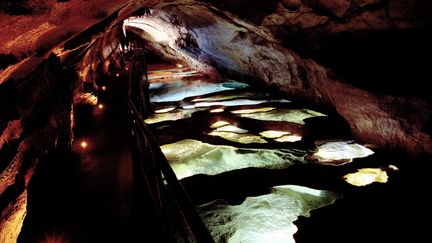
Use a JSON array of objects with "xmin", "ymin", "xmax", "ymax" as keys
[
  {"xmin": 80, "ymin": 141, "xmax": 88, "ymax": 149},
  {"xmin": 98, "ymin": 104, "xmax": 104, "ymax": 109},
  {"xmin": 101, "ymin": 86, "xmax": 106, "ymax": 91},
  {"xmin": 42, "ymin": 233, "xmax": 69, "ymax": 243},
  {"xmin": 176, "ymin": 63, "xmax": 183, "ymax": 68},
  {"xmin": 115, "ymin": 73, "xmax": 120, "ymax": 77},
  {"xmin": 125, "ymin": 67, "xmax": 129, "ymax": 71}
]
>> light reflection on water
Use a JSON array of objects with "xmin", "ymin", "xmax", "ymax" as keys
[
  {"xmin": 144, "ymin": 109, "xmax": 197, "ymax": 124},
  {"xmin": 161, "ymin": 139, "xmax": 306, "ymax": 179},
  {"xmin": 343, "ymin": 167, "xmax": 395, "ymax": 186},
  {"xmin": 310, "ymin": 141, "xmax": 374, "ymax": 164},
  {"xmin": 147, "ymin": 67, "xmax": 383, "ymax": 242},
  {"xmin": 150, "ymin": 80, "xmax": 248, "ymax": 102},
  {"xmin": 238, "ymin": 109, "xmax": 327, "ymax": 125},
  {"xmin": 198, "ymin": 185, "xmax": 340, "ymax": 243}
]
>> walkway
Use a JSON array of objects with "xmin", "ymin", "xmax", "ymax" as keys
[{"xmin": 18, "ymin": 74, "xmax": 153, "ymax": 242}]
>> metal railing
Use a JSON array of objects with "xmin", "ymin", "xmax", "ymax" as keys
[{"xmin": 127, "ymin": 99, "xmax": 214, "ymax": 243}]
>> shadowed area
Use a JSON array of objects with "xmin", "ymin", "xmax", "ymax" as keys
[{"xmin": 18, "ymin": 74, "xmax": 160, "ymax": 242}]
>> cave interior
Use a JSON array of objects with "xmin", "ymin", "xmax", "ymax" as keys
[{"xmin": 1, "ymin": 0, "xmax": 432, "ymax": 242}]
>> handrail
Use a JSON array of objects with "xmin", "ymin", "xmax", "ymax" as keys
[{"xmin": 127, "ymin": 99, "xmax": 215, "ymax": 243}]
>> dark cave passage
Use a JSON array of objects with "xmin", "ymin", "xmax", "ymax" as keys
[{"xmin": 18, "ymin": 71, "xmax": 163, "ymax": 242}]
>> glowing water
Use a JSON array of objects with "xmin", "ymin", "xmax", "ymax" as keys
[
  {"xmin": 198, "ymin": 185, "xmax": 340, "ymax": 243},
  {"xmin": 161, "ymin": 139, "xmax": 306, "ymax": 179},
  {"xmin": 155, "ymin": 107, "xmax": 176, "ymax": 113},
  {"xmin": 192, "ymin": 91, "xmax": 265, "ymax": 102},
  {"xmin": 231, "ymin": 107, "xmax": 275, "ymax": 114},
  {"xmin": 274, "ymin": 135, "xmax": 302, "ymax": 143},
  {"xmin": 312, "ymin": 141, "xmax": 374, "ymax": 163},
  {"xmin": 239, "ymin": 109, "xmax": 326, "ymax": 125},
  {"xmin": 144, "ymin": 109, "xmax": 197, "ymax": 124},
  {"xmin": 187, "ymin": 99, "xmax": 270, "ymax": 109},
  {"xmin": 343, "ymin": 168, "xmax": 388, "ymax": 186},
  {"xmin": 150, "ymin": 80, "xmax": 248, "ymax": 102},
  {"xmin": 260, "ymin": 130, "xmax": 291, "ymax": 139},
  {"xmin": 210, "ymin": 108, "xmax": 224, "ymax": 113},
  {"xmin": 208, "ymin": 131, "xmax": 268, "ymax": 144},
  {"xmin": 210, "ymin": 121, "xmax": 230, "ymax": 128},
  {"xmin": 215, "ymin": 125, "xmax": 248, "ymax": 134}
]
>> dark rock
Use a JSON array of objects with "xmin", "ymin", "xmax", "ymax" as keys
[
  {"xmin": 0, "ymin": 53, "xmax": 75, "ymax": 241},
  {"xmin": 262, "ymin": 0, "xmax": 432, "ymax": 102},
  {"xmin": 204, "ymin": 0, "xmax": 280, "ymax": 24},
  {"xmin": 0, "ymin": 54, "xmax": 18, "ymax": 70},
  {"xmin": 315, "ymin": 0, "xmax": 351, "ymax": 17},
  {"xmin": 281, "ymin": 0, "xmax": 302, "ymax": 11}
]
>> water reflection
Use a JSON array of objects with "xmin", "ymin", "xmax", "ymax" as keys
[
  {"xmin": 238, "ymin": 109, "xmax": 326, "ymax": 125},
  {"xmin": 310, "ymin": 141, "xmax": 374, "ymax": 164},
  {"xmin": 343, "ymin": 166, "xmax": 398, "ymax": 186},
  {"xmin": 146, "ymin": 64, "xmax": 384, "ymax": 243},
  {"xmin": 208, "ymin": 131, "xmax": 268, "ymax": 144},
  {"xmin": 161, "ymin": 139, "xmax": 305, "ymax": 179},
  {"xmin": 145, "ymin": 109, "xmax": 197, "ymax": 124},
  {"xmin": 150, "ymin": 80, "xmax": 248, "ymax": 102},
  {"xmin": 198, "ymin": 185, "xmax": 340, "ymax": 243}
]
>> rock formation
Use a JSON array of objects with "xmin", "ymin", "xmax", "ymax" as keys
[
  {"xmin": 122, "ymin": 0, "xmax": 432, "ymax": 154},
  {"xmin": 0, "ymin": 54, "xmax": 75, "ymax": 242}
]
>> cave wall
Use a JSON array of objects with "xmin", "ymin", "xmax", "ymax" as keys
[
  {"xmin": 0, "ymin": 54, "xmax": 75, "ymax": 242},
  {"xmin": 124, "ymin": 0, "xmax": 432, "ymax": 154},
  {"xmin": 208, "ymin": 0, "xmax": 432, "ymax": 100},
  {"xmin": 0, "ymin": 2, "xmax": 157, "ymax": 239}
]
